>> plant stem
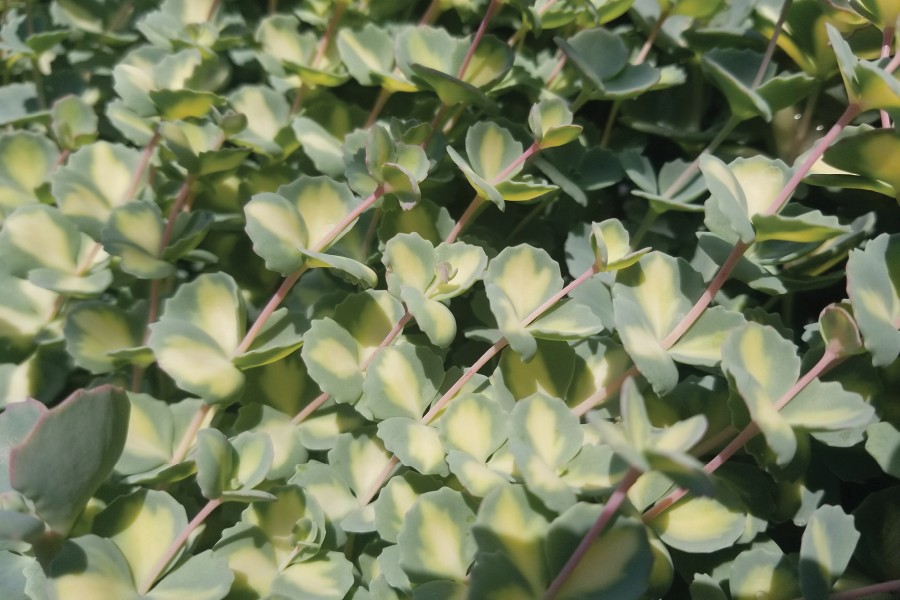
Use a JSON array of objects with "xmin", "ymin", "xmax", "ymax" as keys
[
  {"xmin": 543, "ymin": 468, "xmax": 641, "ymax": 599},
  {"xmin": 456, "ymin": 0, "xmax": 501, "ymax": 81},
  {"xmin": 829, "ymin": 579, "xmax": 900, "ymax": 599},
  {"xmin": 123, "ymin": 130, "xmax": 160, "ymax": 204},
  {"xmin": 599, "ymin": 101, "xmax": 621, "ymax": 148},
  {"xmin": 206, "ymin": 0, "xmax": 221, "ymax": 20},
  {"xmin": 634, "ymin": 9, "xmax": 669, "ymax": 64},
  {"xmin": 365, "ymin": 88, "xmax": 393, "ymax": 127},
  {"xmin": 159, "ymin": 176, "xmax": 196, "ymax": 253},
  {"xmin": 419, "ymin": 0, "xmax": 442, "ymax": 25},
  {"xmin": 880, "ymin": 25, "xmax": 895, "ymax": 128},
  {"xmin": 360, "ymin": 206, "xmax": 382, "ymax": 256},
  {"xmin": 235, "ymin": 266, "xmax": 307, "ymax": 356},
  {"xmin": 578, "ymin": 103, "xmax": 858, "ymax": 416},
  {"xmin": 359, "ymin": 264, "xmax": 600, "ymax": 504},
  {"xmin": 236, "ymin": 186, "xmax": 386, "ymax": 355},
  {"xmin": 545, "ymin": 52, "xmax": 568, "ymax": 85},
  {"xmin": 292, "ymin": 312, "xmax": 413, "ymax": 424},
  {"xmin": 52, "ymin": 149, "xmax": 70, "ymax": 170},
  {"xmin": 752, "ymin": 0, "xmax": 792, "ymax": 88},
  {"xmin": 571, "ymin": 365, "xmax": 639, "ymax": 417},
  {"xmin": 312, "ymin": 0, "xmax": 347, "ymax": 69},
  {"xmin": 170, "ymin": 403, "xmax": 214, "ymax": 465},
  {"xmin": 139, "ymin": 498, "xmax": 223, "ymax": 595},
  {"xmin": 642, "ymin": 350, "xmax": 843, "ymax": 522},
  {"xmin": 423, "ymin": 103, "xmax": 450, "ymax": 148}
]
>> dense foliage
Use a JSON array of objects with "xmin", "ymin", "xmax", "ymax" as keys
[{"xmin": 1, "ymin": 0, "xmax": 900, "ymax": 598}]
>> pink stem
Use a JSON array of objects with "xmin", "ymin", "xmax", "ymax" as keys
[
  {"xmin": 444, "ymin": 195, "xmax": 484, "ymax": 244},
  {"xmin": 139, "ymin": 498, "xmax": 223, "ymax": 594},
  {"xmin": 234, "ymin": 267, "xmax": 306, "ymax": 356},
  {"xmin": 236, "ymin": 186, "xmax": 384, "ymax": 356},
  {"xmin": 358, "ymin": 456, "xmax": 399, "ymax": 506},
  {"xmin": 292, "ymin": 312, "xmax": 413, "ymax": 425},
  {"xmin": 52, "ymin": 149, "xmax": 71, "ymax": 171},
  {"xmin": 829, "ymin": 579, "xmax": 900, "ymax": 599},
  {"xmin": 752, "ymin": 0, "xmax": 792, "ymax": 88},
  {"xmin": 311, "ymin": 1, "xmax": 347, "ymax": 69},
  {"xmin": 124, "ymin": 130, "xmax": 160, "ymax": 204},
  {"xmin": 159, "ymin": 177, "xmax": 195, "ymax": 254},
  {"xmin": 456, "ymin": 0, "xmax": 501, "ymax": 81},
  {"xmin": 446, "ymin": 141, "xmax": 542, "ymax": 243},
  {"xmin": 543, "ymin": 468, "xmax": 642, "ymax": 599},
  {"xmin": 880, "ymin": 26, "xmax": 895, "ymax": 128},
  {"xmin": 546, "ymin": 53, "xmax": 567, "ymax": 85},
  {"xmin": 419, "ymin": 0, "xmax": 442, "ymax": 25},
  {"xmin": 634, "ymin": 9, "xmax": 669, "ymax": 64},
  {"xmin": 571, "ymin": 365, "xmax": 640, "ymax": 417},
  {"xmin": 642, "ymin": 350, "xmax": 842, "ymax": 522},
  {"xmin": 365, "ymin": 89, "xmax": 393, "ymax": 128},
  {"xmin": 170, "ymin": 403, "xmax": 213, "ymax": 465}
]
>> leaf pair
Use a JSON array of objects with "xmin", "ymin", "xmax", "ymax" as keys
[
  {"xmin": 382, "ymin": 232, "xmax": 487, "ymax": 346},
  {"xmin": 245, "ymin": 175, "xmax": 376, "ymax": 285},
  {"xmin": 344, "ymin": 124, "xmax": 429, "ymax": 208},
  {"xmin": 149, "ymin": 273, "xmax": 305, "ymax": 403}
]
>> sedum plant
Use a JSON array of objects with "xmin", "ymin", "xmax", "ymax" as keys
[{"xmin": 1, "ymin": 0, "xmax": 900, "ymax": 599}]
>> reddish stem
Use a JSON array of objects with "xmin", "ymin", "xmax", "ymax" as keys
[
  {"xmin": 234, "ymin": 267, "xmax": 307, "ymax": 356},
  {"xmin": 312, "ymin": 1, "xmax": 347, "ymax": 69},
  {"xmin": 543, "ymin": 468, "xmax": 641, "ymax": 599},
  {"xmin": 52, "ymin": 149, "xmax": 71, "ymax": 171},
  {"xmin": 545, "ymin": 53, "xmax": 567, "ymax": 85},
  {"xmin": 170, "ymin": 403, "xmax": 214, "ymax": 465},
  {"xmin": 643, "ymin": 350, "xmax": 842, "ymax": 522},
  {"xmin": 419, "ymin": 0, "xmax": 442, "ymax": 25},
  {"xmin": 571, "ymin": 365, "xmax": 639, "ymax": 417},
  {"xmin": 752, "ymin": 0, "xmax": 792, "ymax": 88},
  {"xmin": 358, "ymin": 456, "xmax": 400, "ymax": 506},
  {"xmin": 365, "ymin": 89, "xmax": 393, "ymax": 128},
  {"xmin": 124, "ymin": 130, "xmax": 160, "ymax": 204},
  {"xmin": 880, "ymin": 26, "xmax": 895, "ymax": 128},
  {"xmin": 237, "ymin": 186, "xmax": 385, "ymax": 356},
  {"xmin": 829, "ymin": 579, "xmax": 900, "ymax": 599},
  {"xmin": 292, "ymin": 312, "xmax": 413, "ymax": 425},
  {"xmin": 457, "ymin": 0, "xmax": 500, "ymax": 80},
  {"xmin": 634, "ymin": 9, "xmax": 669, "ymax": 64},
  {"xmin": 139, "ymin": 498, "xmax": 222, "ymax": 594}
]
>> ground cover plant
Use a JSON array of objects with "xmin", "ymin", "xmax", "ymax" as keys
[{"xmin": 1, "ymin": 0, "xmax": 900, "ymax": 598}]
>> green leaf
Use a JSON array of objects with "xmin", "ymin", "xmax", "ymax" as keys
[
  {"xmin": 667, "ymin": 306, "xmax": 747, "ymax": 367},
  {"xmin": 232, "ymin": 431, "xmax": 274, "ymax": 490},
  {"xmin": 398, "ymin": 488, "xmax": 476, "ymax": 584},
  {"xmin": 10, "ymin": 385, "xmax": 130, "ymax": 534},
  {"xmin": 647, "ymin": 490, "xmax": 746, "ymax": 553},
  {"xmin": 64, "ymin": 301, "xmax": 146, "ymax": 373},
  {"xmin": 529, "ymin": 97, "xmax": 582, "ymax": 149},
  {"xmin": 149, "ymin": 273, "xmax": 246, "ymax": 403},
  {"xmin": 101, "ymin": 202, "xmax": 173, "ymax": 279},
  {"xmin": 729, "ymin": 546, "xmax": 800, "ymax": 600},
  {"xmin": 228, "ymin": 85, "xmax": 295, "ymax": 157},
  {"xmin": 591, "ymin": 218, "xmax": 650, "ymax": 272},
  {"xmin": 780, "ymin": 379, "xmax": 874, "ymax": 434},
  {"xmin": 0, "ymin": 131, "xmax": 58, "ymax": 216},
  {"xmin": 92, "ymin": 489, "xmax": 188, "ymax": 589},
  {"xmin": 373, "ymin": 472, "xmax": 442, "ymax": 544},
  {"xmin": 234, "ymin": 405, "xmax": 309, "ymax": 480},
  {"xmin": 722, "ymin": 322, "xmax": 800, "ymax": 465},
  {"xmin": 865, "ymin": 421, "xmax": 900, "ymax": 477},
  {"xmin": 337, "ymin": 24, "xmax": 398, "ymax": 87},
  {"xmin": 499, "ymin": 339, "xmax": 575, "ymax": 401},
  {"xmin": 556, "ymin": 28, "xmax": 629, "ymax": 88},
  {"xmin": 245, "ymin": 175, "xmax": 362, "ymax": 275},
  {"xmin": 0, "ymin": 204, "xmax": 110, "ymax": 296},
  {"xmin": 51, "ymin": 95, "xmax": 99, "ymax": 151},
  {"xmin": 700, "ymin": 49, "xmax": 772, "ymax": 121},
  {"xmin": 847, "ymin": 234, "xmax": 900, "ymax": 366},
  {"xmin": 485, "ymin": 245, "xmax": 564, "ymax": 359},
  {"xmin": 195, "ymin": 429, "xmax": 234, "ymax": 500},
  {"xmin": 272, "ymin": 551, "xmax": 355, "ymax": 600},
  {"xmin": 470, "ymin": 484, "xmax": 551, "ymax": 597},
  {"xmin": 378, "ymin": 417, "xmax": 448, "ymax": 476},
  {"xmin": 0, "ymin": 272, "xmax": 58, "ymax": 358},
  {"xmin": 822, "ymin": 127, "xmax": 900, "ymax": 199},
  {"xmin": 437, "ymin": 392, "xmax": 509, "ymax": 463},
  {"xmin": 43, "ymin": 535, "xmax": 137, "ymax": 599},
  {"xmin": 511, "ymin": 393, "xmax": 582, "ymax": 469},
  {"xmin": 799, "ymin": 505, "xmax": 859, "ymax": 600},
  {"xmin": 0, "ymin": 399, "xmax": 44, "ymax": 492},
  {"xmin": 528, "ymin": 299, "xmax": 605, "ymax": 341},
  {"xmin": 0, "ymin": 83, "xmax": 43, "ymax": 127},
  {"xmin": 364, "ymin": 344, "xmax": 444, "ymax": 419},
  {"xmin": 328, "ymin": 429, "xmax": 393, "ymax": 498},
  {"xmin": 296, "ymin": 247, "xmax": 378, "ymax": 288},
  {"xmin": 545, "ymin": 506, "xmax": 652, "ymax": 600},
  {"xmin": 145, "ymin": 550, "xmax": 233, "ymax": 600},
  {"xmin": 302, "ymin": 318, "xmax": 364, "ymax": 404},
  {"xmin": 51, "ymin": 141, "xmax": 148, "ymax": 238}
]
